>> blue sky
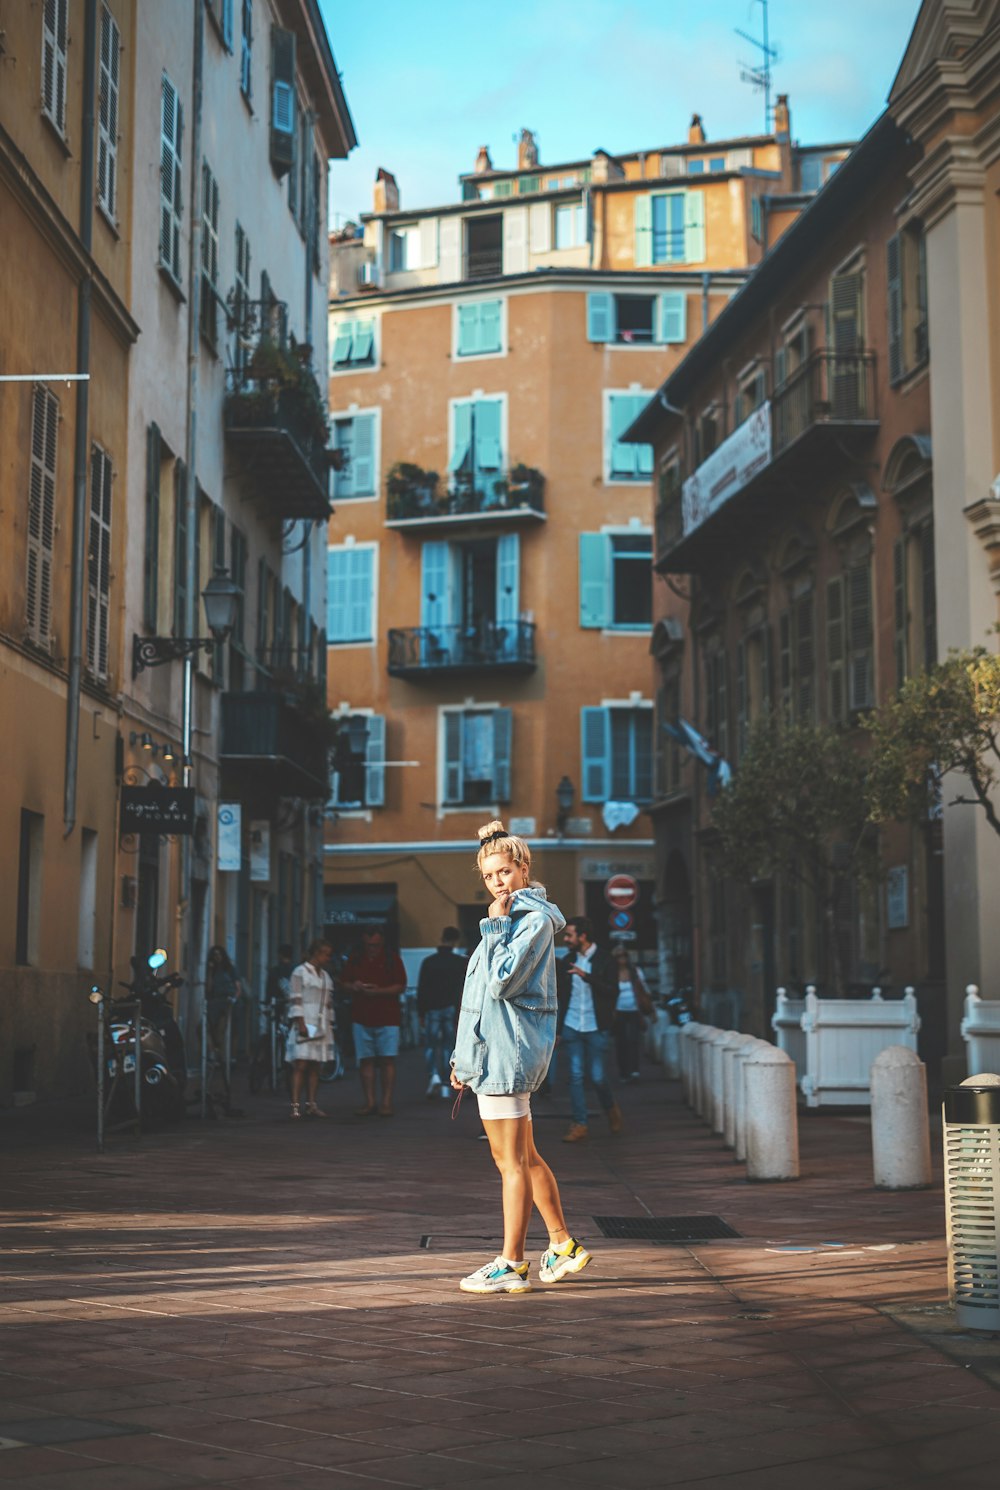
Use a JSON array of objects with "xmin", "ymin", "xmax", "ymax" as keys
[{"xmin": 319, "ymin": 0, "xmax": 922, "ymax": 227}]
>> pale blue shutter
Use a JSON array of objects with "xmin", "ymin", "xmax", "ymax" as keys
[
  {"xmin": 667, "ymin": 194, "xmax": 685, "ymax": 261},
  {"xmin": 479, "ymin": 300, "xmax": 501, "ymax": 353},
  {"xmin": 579, "ymin": 533, "xmax": 610, "ymax": 627},
  {"xmin": 326, "ymin": 548, "xmax": 348, "ymax": 639},
  {"xmin": 633, "ymin": 395, "xmax": 654, "ymax": 475},
  {"xmin": 352, "ymin": 319, "xmax": 374, "ymax": 362},
  {"xmin": 332, "ymin": 320, "xmax": 353, "ymax": 366},
  {"xmin": 496, "ymin": 533, "xmax": 519, "ymax": 626},
  {"xmin": 421, "ymin": 540, "xmax": 449, "ymax": 628},
  {"xmin": 443, "ymin": 711, "xmax": 464, "ymax": 803},
  {"xmin": 449, "ymin": 401, "xmax": 472, "ymax": 472},
  {"xmin": 366, "ymin": 714, "xmax": 386, "ymax": 806},
  {"xmin": 475, "ymin": 398, "xmax": 502, "ymax": 471},
  {"xmin": 457, "ymin": 303, "xmax": 479, "ymax": 356},
  {"xmin": 634, "ymin": 193, "xmax": 652, "ymax": 267},
  {"xmin": 684, "ymin": 190, "xmax": 706, "ymax": 261},
  {"xmin": 351, "ymin": 414, "xmax": 375, "ymax": 495},
  {"xmin": 656, "ymin": 291, "xmax": 687, "ymax": 344},
  {"xmin": 581, "ymin": 707, "xmax": 611, "ymax": 802},
  {"xmin": 347, "ymin": 548, "xmax": 373, "ymax": 640},
  {"xmin": 493, "ymin": 708, "xmax": 512, "ymax": 802},
  {"xmin": 609, "ymin": 395, "xmax": 638, "ymax": 477},
  {"xmin": 587, "ymin": 291, "xmax": 614, "ymax": 343}
]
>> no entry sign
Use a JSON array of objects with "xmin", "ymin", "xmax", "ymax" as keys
[{"xmin": 604, "ymin": 873, "xmax": 639, "ymax": 910}]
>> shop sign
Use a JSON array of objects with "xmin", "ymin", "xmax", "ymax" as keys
[
  {"xmin": 217, "ymin": 802, "xmax": 242, "ymax": 871},
  {"xmin": 120, "ymin": 785, "xmax": 195, "ymax": 834}
]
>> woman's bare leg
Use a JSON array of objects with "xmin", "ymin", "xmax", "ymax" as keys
[
  {"xmin": 526, "ymin": 1125, "xmax": 570, "ymax": 1246},
  {"xmin": 290, "ymin": 1060, "xmax": 306, "ymax": 1105},
  {"xmin": 482, "ymin": 1116, "xmax": 533, "ymax": 1262}
]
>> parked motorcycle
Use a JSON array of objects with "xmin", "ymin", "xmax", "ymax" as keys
[{"xmin": 87, "ymin": 950, "xmax": 186, "ymax": 1127}]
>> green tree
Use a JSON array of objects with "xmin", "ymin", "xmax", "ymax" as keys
[
  {"xmin": 711, "ymin": 715, "xmax": 875, "ymax": 994},
  {"xmin": 865, "ymin": 646, "xmax": 1000, "ymax": 839}
]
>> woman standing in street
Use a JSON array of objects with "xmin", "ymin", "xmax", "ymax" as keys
[
  {"xmin": 287, "ymin": 940, "xmax": 335, "ymax": 1119},
  {"xmin": 450, "ymin": 821, "xmax": 592, "ymax": 1294},
  {"xmin": 612, "ymin": 941, "xmax": 653, "ymax": 1082},
  {"xmin": 204, "ymin": 945, "xmax": 243, "ymax": 1057}
]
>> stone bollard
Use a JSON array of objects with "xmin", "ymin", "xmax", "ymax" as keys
[
  {"xmin": 692, "ymin": 1025, "xmax": 712, "ymax": 1118},
  {"xmin": 662, "ymin": 1021, "xmax": 681, "ymax": 1080},
  {"xmin": 723, "ymin": 1033, "xmax": 756, "ymax": 1151},
  {"xmin": 680, "ymin": 1023, "xmax": 701, "ymax": 1107},
  {"xmin": 712, "ymin": 1031, "xmax": 742, "ymax": 1138},
  {"xmin": 708, "ymin": 1030, "xmax": 730, "ymax": 1134},
  {"xmin": 699, "ymin": 1027, "xmax": 721, "ymax": 1123},
  {"xmin": 734, "ymin": 1037, "xmax": 765, "ymax": 1162},
  {"xmin": 744, "ymin": 1045, "xmax": 799, "ymax": 1181},
  {"xmin": 870, "ymin": 1045, "xmax": 932, "ymax": 1190}
]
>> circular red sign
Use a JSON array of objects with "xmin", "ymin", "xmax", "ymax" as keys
[{"xmin": 604, "ymin": 873, "xmax": 639, "ymax": 910}]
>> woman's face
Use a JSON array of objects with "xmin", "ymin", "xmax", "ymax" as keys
[{"xmin": 481, "ymin": 851, "xmax": 529, "ymax": 902}]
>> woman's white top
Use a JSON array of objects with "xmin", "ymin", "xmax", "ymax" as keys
[
  {"xmin": 615, "ymin": 977, "xmax": 638, "ymax": 1013},
  {"xmin": 286, "ymin": 960, "xmax": 335, "ymax": 1061}
]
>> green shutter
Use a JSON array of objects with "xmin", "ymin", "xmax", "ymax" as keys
[
  {"xmin": 421, "ymin": 540, "xmax": 450, "ymax": 628},
  {"xmin": 634, "ymin": 396, "xmax": 654, "ymax": 474},
  {"xmin": 449, "ymin": 401, "xmax": 472, "ymax": 472},
  {"xmin": 496, "ymin": 532, "xmax": 519, "ymax": 625},
  {"xmin": 581, "ymin": 706, "xmax": 611, "ymax": 802},
  {"xmin": 847, "ymin": 561, "xmax": 874, "ymax": 711},
  {"xmin": 143, "ymin": 423, "xmax": 161, "ymax": 631},
  {"xmin": 479, "ymin": 299, "xmax": 502, "ymax": 353},
  {"xmin": 474, "ymin": 398, "xmax": 502, "ymax": 474},
  {"xmin": 332, "ymin": 320, "xmax": 353, "ymax": 365},
  {"xmin": 443, "ymin": 711, "xmax": 464, "ymax": 804},
  {"xmin": 893, "ymin": 537, "xmax": 908, "ymax": 686},
  {"xmin": 493, "ymin": 708, "xmax": 512, "ymax": 802},
  {"xmin": 346, "ymin": 548, "xmax": 373, "ymax": 641},
  {"xmin": 684, "ymin": 189, "xmax": 706, "ymax": 262},
  {"xmin": 579, "ymin": 533, "xmax": 609, "ymax": 628},
  {"xmin": 587, "ymin": 291, "xmax": 614, "ymax": 342},
  {"xmin": 351, "ymin": 414, "xmax": 375, "ymax": 496},
  {"xmin": 887, "ymin": 235, "xmax": 903, "ymax": 384},
  {"xmin": 352, "ymin": 319, "xmax": 374, "ymax": 363},
  {"xmin": 457, "ymin": 303, "xmax": 479, "ymax": 356},
  {"xmin": 366, "ymin": 714, "xmax": 386, "ymax": 806},
  {"xmin": 826, "ymin": 576, "xmax": 845, "ymax": 723},
  {"xmin": 656, "ymin": 291, "xmax": 687, "ymax": 344},
  {"xmin": 326, "ymin": 548, "xmax": 348, "ymax": 640},
  {"xmin": 172, "ymin": 459, "xmax": 187, "ymax": 637},
  {"xmin": 609, "ymin": 395, "xmax": 638, "ymax": 476},
  {"xmin": 634, "ymin": 193, "xmax": 652, "ymax": 267}
]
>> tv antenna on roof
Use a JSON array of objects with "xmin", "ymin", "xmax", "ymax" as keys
[{"xmin": 736, "ymin": 0, "xmax": 779, "ymax": 133}]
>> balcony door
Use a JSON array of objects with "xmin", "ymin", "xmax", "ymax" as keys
[
  {"xmin": 828, "ymin": 268, "xmax": 865, "ymax": 419},
  {"xmin": 421, "ymin": 534, "xmax": 519, "ymax": 663}
]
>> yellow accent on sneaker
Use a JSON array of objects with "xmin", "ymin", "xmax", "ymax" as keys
[{"xmin": 539, "ymin": 1238, "xmax": 592, "ymax": 1283}]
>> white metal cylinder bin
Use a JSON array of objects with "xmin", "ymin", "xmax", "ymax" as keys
[
  {"xmin": 943, "ymin": 1075, "xmax": 1000, "ymax": 1331},
  {"xmin": 870, "ymin": 1045, "xmax": 931, "ymax": 1190}
]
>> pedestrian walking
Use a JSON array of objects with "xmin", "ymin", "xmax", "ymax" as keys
[
  {"xmin": 559, "ymin": 917, "xmax": 623, "ymax": 1142},
  {"xmin": 611, "ymin": 942, "xmax": 653, "ymax": 1081},
  {"xmin": 417, "ymin": 927, "xmax": 466, "ymax": 1099},
  {"xmin": 204, "ymin": 946, "xmax": 244, "ymax": 1057},
  {"xmin": 450, "ymin": 820, "xmax": 592, "ymax": 1295},
  {"xmin": 287, "ymin": 939, "xmax": 335, "ymax": 1119},
  {"xmin": 340, "ymin": 925, "xmax": 407, "ymax": 1116}
]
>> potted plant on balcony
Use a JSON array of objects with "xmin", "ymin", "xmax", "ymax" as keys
[
  {"xmin": 494, "ymin": 463, "xmax": 544, "ymax": 510},
  {"xmin": 386, "ymin": 462, "xmax": 440, "ymax": 519}
]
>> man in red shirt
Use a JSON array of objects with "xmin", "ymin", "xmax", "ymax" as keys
[{"xmin": 340, "ymin": 925, "xmax": 407, "ymax": 1116}]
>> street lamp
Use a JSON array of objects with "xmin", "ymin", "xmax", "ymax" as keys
[
  {"xmin": 130, "ymin": 565, "xmax": 242, "ymax": 784},
  {"xmin": 556, "ymin": 775, "xmax": 575, "ymax": 835}
]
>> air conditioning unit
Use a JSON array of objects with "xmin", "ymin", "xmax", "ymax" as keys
[{"xmin": 358, "ymin": 261, "xmax": 381, "ymax": 288}]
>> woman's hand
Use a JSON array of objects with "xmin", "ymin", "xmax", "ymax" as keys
[
  {"xmin": 449, "ymin": 1070, "xmax": 465, "ymax": 1090},
  {"xmin": 487, "ymin": 891, "xmax": 513, "ymax": 919},
  {"xmin": 297, "ymin": 1020, "xmax": 309, "ymax": 1039}
]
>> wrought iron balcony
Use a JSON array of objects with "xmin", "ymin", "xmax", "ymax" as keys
[
  {"xmin": 656, "ymin": 349, "xmax": 879, "ymax": 573},
  {"xmin": 220, "ymin": 689, "xmax": 330, "ymax": 801},
  {"xmin": 385, "ymin": 463, "xmax": 545, "ymax": 530},
  {"xmin": 466, "ymin": 249, "xmax": 503, "ymax": 281},
  {"xmin": 387, "ymin": 620, "xmax": 537, "ymax": 680},
  {"xmin": 223, "ymin": 299, "xmax": 332, "ymax": 521}
]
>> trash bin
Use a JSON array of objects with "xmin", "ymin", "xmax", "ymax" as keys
[{"xmin": 943, "ymin": 1078, "xmax": 1000, "ymax": 1331}]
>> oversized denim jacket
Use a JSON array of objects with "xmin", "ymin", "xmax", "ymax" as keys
[{"xmin": 451, "ymin": 887, "xmax": 566, "ymax": 1096}]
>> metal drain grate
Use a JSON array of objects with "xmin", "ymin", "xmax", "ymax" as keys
[{"xmin": 594, "ymin": 1215, "xmax": 741, "ymax": 1243}]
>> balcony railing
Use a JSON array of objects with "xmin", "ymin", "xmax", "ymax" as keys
[
  {"xmin": 387, "ymin": 620, "xmax": 537, "ymax": 679},
  {"xmin": 466, "ymin": 249, "xmax": 503, "ymax": 281},
  {"xmin": 386, "ymin": 463, "xmax": 545, "ymax": 528},
  {"xmin": 772, "ymin": 350, "xmax": 878, "ymax": 457},
  {"xmin": 220, "ymin": 690, "xmax": 330, "ymax": 801},
  {"xmin": 223, "ymin": 299, "xmax": 332, "ymax": 521}
]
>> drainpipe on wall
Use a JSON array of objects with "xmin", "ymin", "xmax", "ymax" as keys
[{"xmin": 63, "ymin": 0, "xmax": 98, "ymax": 837}]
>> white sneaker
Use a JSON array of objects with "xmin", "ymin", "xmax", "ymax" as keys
[
  {"xmin": 459, "ymin": 1256, "xmax": 532, "ymax": 1294},
  {"xmin": 538, "ymin": 1238, "xmax": 592, "ymax": 1283}
]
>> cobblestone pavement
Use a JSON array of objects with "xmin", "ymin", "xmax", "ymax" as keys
[{"xmin": 1, "ymin": 1053, "xmax": 998, "ymax": 1489}]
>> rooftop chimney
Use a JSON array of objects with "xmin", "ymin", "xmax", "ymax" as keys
[
  {"xmin": 373, "ymin": 168, "xmax": 399, "ymax": 214},
  {"xmin": 517, "ymin": 128, "xmax": 539, "ymax": 170},
  {"xmin": 474, "ymin": 145, "xmax": 493, "ymax": 175},
  {"xmin": 774, "ymin": 94, "xmax": 790, "ymax": 139},
  {"xmin": 688, "ymin": 114, "xmax": 706, "ymax": 145}
]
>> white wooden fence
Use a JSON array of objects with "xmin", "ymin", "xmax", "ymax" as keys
[
  {"xmin": 771, "ymin": 989, "xmax": 807, "ymax": 1074},
  {"xmin": 798, "ymin": 989, "xmax": 920, "ymax": 1107},
  {"xmin": 961, "ymin": 986, "xmax": 1000, "ymax": 1077}
]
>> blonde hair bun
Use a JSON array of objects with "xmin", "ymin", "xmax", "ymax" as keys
[{"xmin": 477, "ymin": 819, "xmax": 507, "ymax": 843}]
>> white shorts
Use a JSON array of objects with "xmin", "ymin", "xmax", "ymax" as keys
[{"xmin": 477, "ymin": 1092, "xmax": 532, "ymax": 1121}]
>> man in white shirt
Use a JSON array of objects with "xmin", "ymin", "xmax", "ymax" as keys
[{"xmin": 558, "ymin": 917, "xmax": 623, "ymax": 1142}]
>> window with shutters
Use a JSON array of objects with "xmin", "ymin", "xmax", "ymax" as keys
[
  {"xmin": 606, "ymin": 391, "xmax": 654, "ymax": 481},
  {"xmin": 827, "ymin": 576, "xmax": 847, "ymax": 722},
  {"xmin": 441, "ymin": 708, "xmax": 512, "ymax": 806},
  {"xmin": 794, "ymin": 591, "xmax": 815, "ymax": 721},
  {"xmin": 143, "ymin": 424, "xmax": 161, "ymax": 633},
  {"xmin": 828, "ymin": 262, "xmax": 866, "ymax": 417},
  {"xmin": 240, "ymin": 0, "xmax": 253, "ymax": 100},
  {"xmin": 269, "ymin": 25, "xmax": 296, "ymax": 176},
  {"xmin": 579, "ymin": 531, "xmax": 652, "ymax": 629},
  {"xmin": 86, "ymin": 445, "xmax": 113, "ymax": 682},
  {"xmin": 330, "ymin": 317, "xmax": 376, "ymax": 370},
  {"xmin": 636, "ymin": 191, "xmax": 686, "ymax": 264},
  {"xmin": 554, "ymin": 200, "xmax": 586, "ymax": 249},
  {"xmin": 232, "ymin": 223, "xmax": 251, "ymax": 371},
  {"xmin": 887, "ymin": 226, "xmax": 929, "ymax": 384},
  {"xmin": 332, "ymin": 411, "xmax": 378, "ymax": 499},
  {"xmin": 449, "ymin": 396, "xmax": 505, "ymax": 500},
  {"xmin": 41, "ymin": 0, "xmax": 68, "ymax": 136},
  {"xmin": 228, "ymin": 526, "xmax": 248, "ymax": 690},
  {"xmin": 846, "ymin": 560, "xmax": 874, "ymax": 712},
  {"xmin": 332, "ymin": 713, "xmax": 386, "ymax": 809},
  {"xmin": 892, "ymin": 539, "xmax": 907, "ymax": 688},
  {"xmin": 732, "ymin": 364, "xmax": 766, "ymax": 430},
  {"xmin": 97, "ymin": 7, "xmax": 121, "ymax": 223},
  {"xmin": 327, "ymin": 543, "xmax": 376, "ymax": 644},
  {"xmin": 580, "ymin": 705, "xmax": 653, "ymax": 803},
  {"xmin": 587, "ymin": 291, "xmax": 686, "ymax": 346},
  {"xmin": 389, "ymin": 224, "xmax": 421, "ymax": 272},
  {"xmin": 172, "ymin": 459, "xmax": 188, "ymax": 638},
  {"xmin": 206, "ymin": 0, "xmax": 234, "ymax": 49},
  {"xmin": 778, "ymin": 610, "xmax": 792, "ymax": 716},
  {"xmin": 455, "ymin": 299, "xmax": 504, "ymax": 357},
  {"xmin": 200, "ymin": 162, "xmax": 221, "ymax": 350},
  {"xmin": 918, "ymin": 521, "xmax": 937, "ymax": 671},
  {"xmin": 159, "ymin": 75, "xmax": 183, "ymax": 284},
  {"xmin": 26, "ymin": 385, "xmax": 59, "ymax": 651}
]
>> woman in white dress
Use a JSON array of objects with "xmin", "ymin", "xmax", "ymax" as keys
[{"xmin": 287, "ymin": 940, "xmax": 335, "ymax": 1118}]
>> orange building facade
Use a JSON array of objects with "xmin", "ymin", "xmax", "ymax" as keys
[{"xmin": 324, "ymin": 108, "xmax": 851, "ymax": 977}]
